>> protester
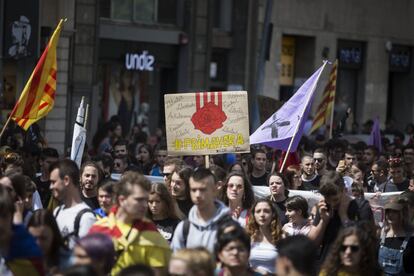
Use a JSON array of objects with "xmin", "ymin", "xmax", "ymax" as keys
[
  {"xmin": 246, "ymin": 199, "xmax": 282, "ymax": 275},
  {"xmin": 170, "ymin": 167, "xmax": 194, "ymax": 217},
  {"xmin": 284, "ymin": 165, "xmax": 303, "ymax": 190},
  {"xmin": 283, "ymin": 195, "xmax": 314, "ymax": 236},
  {"xmin": 363, "ymin": 145, "xmax": 379, "ymax": 169},
  {"xmin": 118, "ymin": 264, "xmax": 155, "ymax": 276},
  {"xmin": 267, "ymin": 171, "xmax": 289, "ymax": 225},
  {"xmin": 193, "ymin": 155, "xmax": 205, "ymax": 171},
  {"xmin": 1, "ymin": 173, "xmax": 27, "ymax": 224},
  {"xmin": 0, "ymin": 186, "xmax": 44, "ymax": 275},
  {"xmin": 112, "ymin": 155, "xmax": 129, "ymax": 174},
  {"xmin": 28, "ymin": 209, "xmax": 72, "ymax": 274},
  {"xmin": 403, "ymin": 144, "xmax": 414, "ymax": 179},
  {"xmin": 250, "ymin": 149, "xmax": 268, "ymax": 186},
  {"xmin": 229, "ymin": 161, "xmax": 247, "ymax": 175},
  {"xmin": 313, "ymin": 148, "xmax": 327, "ymax": 176},
  {"xmin": 150, "ymin": 144, "xmax": 167, "ymax": 176},
  {"xmin": 112, "ymin": 139, "xmax": 129, "ymax": 158},
  {"xmin": 162, "ymin": 157, "xmax": 184, "ymax": 188},
  {"xmin": 210, "ymin": 164, "xmax": 227, "ymax": 195},
  {"xmin": 148, "ymin": 183, "xmax": 181, "ymax": 243},
  {"xmin": 309, "ymin": 171, "xmax": 372, "ymax": 262},
  {"xmin": 219, "ymin": 172, "xmax": 255, "ymax": 227},
  {"xmin": 34, "ymin": 147, "xmax": 59, "ymax": 207},
  {"xmin": 300, "ymin": 156, "xmax": 320, "ymax": 190},
  {"xmin": 89, "ymin": 171, "xmax": 171, "ymax": 275},
  {"xmin": 92, "ymin": 154, "xmax": 114, "ymax": 180},
  {"xmin": 168, "ymin": 248, "xmax": 215, "ymax": 276},
  {"xmin": 94, "ymin": 180, "xmax": 115, "ymax": 218},
  {"xmin": 275, "ymin": 235, "xmax": 317, "ymax": 276},
  {"xmin": 326, "ymin": 139, "xmax": 346, "ymax": 171},
  {"xmin": 73, "ymin": 233, "xmax": 115, "ymax": 276},
  {"xmin": 215, "ymin": 226, "xmax": 260, "ymax": 276},
  {"xmin": 172, "ymin": 168, "xmax": 231, "ymax": 253},
  {"xmin": 320, "ymin": 226, "xmax": 381, "ymax": 276},
  {"xmin": 370, "ymin": 160, "xmax": 390, "ymax": 192},
  {"xmin": 79, "ymin": 161, "xmax": 102, "ymax": 210},
  {"xmin": 378, "ymin": 201, "xmax": 414, "ymax": 275},
  {"xmin": 49, "ymin": 159, "xmax": 97, "ymax": 249},
  {"xmin": 135, "ymin": 143, "xmax": 154, "ymax": 174},
  {"xmin": 388, "ymin": 157, "xmax": 410, "ymax": 191}
]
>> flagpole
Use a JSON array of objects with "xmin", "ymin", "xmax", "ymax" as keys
[
  {"xmin": 328, "ymin": 60, "xmax": 337, "ymax": 139},
  {"xmin": 328, "ymin": 95, "xmax": 335, "ymax": 139},
  {"xmin": 0, "ymin": 113, "xmax": 14, "ymax": 140},
  {"xmin": 279, "ymin": 61, "xmax": 328, "ymax": 173}
]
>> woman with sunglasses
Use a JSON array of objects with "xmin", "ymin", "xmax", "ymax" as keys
[
  {"xmin": 320, "ymin": 225, "xmax": 381, "ymax": 276},
  {"xmin": 219, "ymin": 172, "xmax": 255, "ymax": 227}
]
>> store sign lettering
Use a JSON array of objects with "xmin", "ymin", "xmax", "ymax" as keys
[{"xmin": 125, "ymin": 51, "xmax": 154, "ymax": 71}]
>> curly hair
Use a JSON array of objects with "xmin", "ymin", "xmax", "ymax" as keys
[
  {"xmin": 246, "ymin": 199, "xmax": 283, "ymax": 245},
  {"xmin": 219, "ymin": 172, "xmax": 255, "ymax": 210},
  {"xmin": 321, "ymin": 225, "xmax": 380, "ymax": 276}
]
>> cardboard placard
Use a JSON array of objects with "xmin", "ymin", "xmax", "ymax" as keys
[{"xmin": 164, "ymin": 91, "xmax": 250, "ymax": 156}]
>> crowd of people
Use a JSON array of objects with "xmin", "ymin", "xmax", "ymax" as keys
[{"xmin": 0, "ymin": 118, "xmax": 413, "ymax": 276}]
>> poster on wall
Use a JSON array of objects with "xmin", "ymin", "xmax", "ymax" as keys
[
  {"xmin": 164, "ymin": 91, "xmax": 250, "ymax": 156},
  {"xmin": 103, "ymin": 64, "xmax": 150, "ymax": 136},
  {"xmin": 3, "ymin": 0, "xmax": 39, "ymax": 59}
]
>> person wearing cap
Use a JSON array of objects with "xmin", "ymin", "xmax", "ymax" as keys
[{"xmin": 378, "ymin": 201, "xmax": 414, "ymax": 275}]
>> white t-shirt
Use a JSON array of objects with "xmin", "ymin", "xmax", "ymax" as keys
[
  {"xmin": 53, "ymin": 202, "xmax": 97, "ymax": 249},
  {"xmin": 249, "ymin": 242, "xmax": 278, "ymax": 274},
  {"xmin": 282, "ymin": 221, "xmax": 312, "ymax": 236}
]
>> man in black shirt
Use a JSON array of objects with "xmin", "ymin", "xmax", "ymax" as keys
[
  {"xmin": 80, "ymin": 161, "xmax": 102, "ymax": 210},
  {"xmin": 309, "ymin": 171, "xmax": 373, "ymax": 263},
  {"xmin": 250, "ymin": 149, "xmax": 268, "ymax": 186},
  {"xmin": 300, "ymin": 156, "xmax": 320, "ymax": 191}
]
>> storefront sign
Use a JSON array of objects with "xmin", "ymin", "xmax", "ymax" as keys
[
  {"xmin": 164, "ymin": 91, "xmax": 250, "ymax": 156},
  {"xmin": 280, "ymin": 36, "xmax": 295, "ymax": 86},
  {"xmin": 125, "ymin": 51, "xmax": 155, "ymax": 71},
  {"xmin": 3, "ymin": 0, "xmax": 39, "ymax": 59}
]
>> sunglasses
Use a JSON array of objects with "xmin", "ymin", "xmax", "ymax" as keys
[
  {"xmin": 314, "ymin": 158, "xmax": 324, "ymax": 162},
  {"xmin": 162, "ymin": 172, "xmax": 172, "ymax": 177},
  {"xmin": 340, "ymin": 245, "xmax": 360, "ymax": 253}
]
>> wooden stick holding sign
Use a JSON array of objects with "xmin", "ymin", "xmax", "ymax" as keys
[{"xmin": 205, "ymin": 155, "xmax": 210, "ymax": 169}]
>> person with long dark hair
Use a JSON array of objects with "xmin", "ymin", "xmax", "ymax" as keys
[
  {"xmin": 135, "ymin": 144, "xmax": 154, "ymax": 175},
  {"xmin": 267, "ymin": 172, "xmax": 290, "ymax": 226},
  {"xmin": 320, "ymin": 226, "xmax": 381, "ymax": 276},
  {"xmin": 148, "ymin": 183, "xmax": 181, "ymax": 243},
  {"xmin": 246, "ymin": 198, "xmax": 283, "ymax": 275},
  {"xmin": 170, "ymin": 167, "xmax": 194, "ymax": 217},
  {"xmin": 28, "ymin": 209, "xmax": 71, "ymax": 275},
  {"xmin": 219, "ymin": 172, "xmax": 255, "ymax": 227}
]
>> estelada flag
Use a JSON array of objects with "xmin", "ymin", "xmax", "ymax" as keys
[
  {"xmin": 310, "ymin": 60, "xmax": 338, "ymax": 134},
  {"xmin": 11, "ymin": 19, "xmax": 65, "ymax": 130}
]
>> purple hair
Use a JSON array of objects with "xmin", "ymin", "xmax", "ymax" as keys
[{"xmin": 76, "ymin": 233, "xmax": 115, "ymax": 274}]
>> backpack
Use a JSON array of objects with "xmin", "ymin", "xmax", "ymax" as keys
[
  {"xmin": 182, "ymin": 214, "xmax": 234, "ymax": 246},
  {"xmin": 54, "ymin": 206, "xmax": 95, "ymax": 245}
]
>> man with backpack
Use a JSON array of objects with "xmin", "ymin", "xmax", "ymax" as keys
[
  {"xmin": 49, "ymin": 159, "xmax": 96, "ymax": 249},
  {"xmin": 171, "ymin": 168, "xmax": 231, "ymax": 253}
]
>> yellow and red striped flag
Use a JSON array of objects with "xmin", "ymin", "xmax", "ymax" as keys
[
  {"xmin": 10, "ymin": 19, "xmax": 64, "ymax": 130},
  {"xmin": 310, "ymin": 60, "xmax": 338, "ymax": 134}
]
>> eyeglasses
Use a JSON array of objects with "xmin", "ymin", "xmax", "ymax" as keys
[
  {"xmin": 4, "ymin": 152, "xmax": 21, "ymax": 163},
  {"xmin": 162, "ymin": 173, "xmax": 172, "ymax": 178},
  {"xmin": 314, "ymin": 158, "xmax": 324, "ymax": 163},
  {"xmin": 340, "ymin": 245, "xmax": 360, "ymax": 253}
]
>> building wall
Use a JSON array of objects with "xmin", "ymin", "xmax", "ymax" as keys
[{"xmin": 263, "ymin": 0, "xmax": 414, "ymax": 128}]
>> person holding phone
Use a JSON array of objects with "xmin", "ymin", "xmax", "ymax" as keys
[{"xmin": 308, "ymin": 171, "xmax": 374, "ymax": 263}]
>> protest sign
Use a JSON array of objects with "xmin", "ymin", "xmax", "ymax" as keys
[{"xmin": 164, "ymin": 91, "xmax": 250, "ymax": 156}]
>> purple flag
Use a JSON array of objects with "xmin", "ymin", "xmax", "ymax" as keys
[
  {"xmin": 250, "ymin": 62, "xmax": 327, "ymax": 152},
  {"xmin": 368, "ymin": 117, "xmax": 382, "ymax": 152}
]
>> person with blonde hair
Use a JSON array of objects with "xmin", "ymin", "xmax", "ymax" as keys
[{"xmin": 168, "ymin": 248, "xmax": 214, "ymax": 276}]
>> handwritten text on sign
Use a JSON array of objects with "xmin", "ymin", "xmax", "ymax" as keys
[{"xmin": 164, "ymin": 91, "xmax": 250, "ymax": 155}]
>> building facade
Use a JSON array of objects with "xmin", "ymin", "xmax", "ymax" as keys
[{"xmin": 0, "ymin": 0, "xmax": 413, "ymax": 153}]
